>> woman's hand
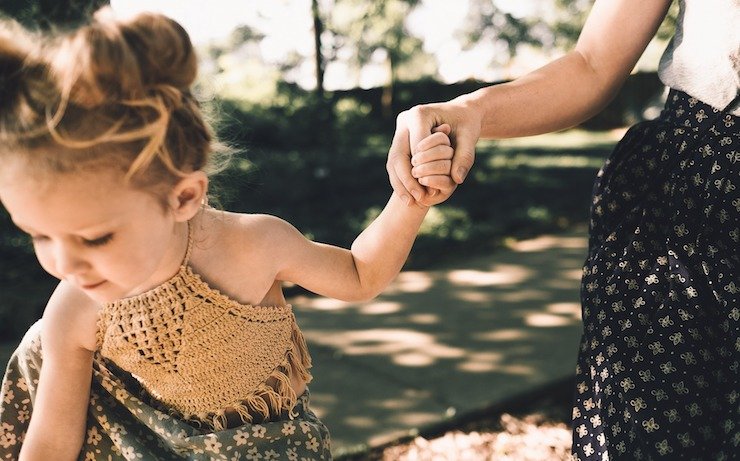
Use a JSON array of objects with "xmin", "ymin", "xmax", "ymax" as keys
[
  {"xmin": 386, "ymin": 0, "xmax": 672, "ymax": 208},
  {"xmin": 386, "ymin": 98, "xmax": 482, "ymax": 207}
]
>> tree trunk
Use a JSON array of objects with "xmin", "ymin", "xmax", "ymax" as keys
[{"xmin": 311, "ymin": 0, "xmax": 325, "ymax": 97}]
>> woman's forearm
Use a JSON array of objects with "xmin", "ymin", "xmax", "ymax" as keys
[
  {"xmin": 457, "ymin": 0, "xmax": 672, "ymax": 140},
  {"xmin": 462, "ymin": 50, "xmax": 622, "ymax": 139}
]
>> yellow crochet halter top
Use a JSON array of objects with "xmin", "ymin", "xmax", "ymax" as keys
[{"xmin": 96, "ymin": 221, "xmax": 313, "ymax": 430}]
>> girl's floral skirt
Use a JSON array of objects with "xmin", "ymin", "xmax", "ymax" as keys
[{"xmin": 1, "ymin": 321, "xmax": 332, "ymax": 460}]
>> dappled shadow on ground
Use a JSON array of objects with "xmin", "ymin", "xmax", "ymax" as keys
[
  {"xmin": 0, "ymin": 232, "xmax": 589, "ymax": 457},
  {"xmin": 291, "ymin": 230, "xmax": 589, "ymax": 455},
  {"xmin": 0, "ymin": 129, "xmax": 616, "ymax": 456}
]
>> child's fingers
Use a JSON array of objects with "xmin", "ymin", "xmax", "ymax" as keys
[
  {"xmin": 412, "ymin": 159, "xmax": 452, "ymax": 179},
  {"xmin": 418, "ymin": 175, "xmax": 456, "ymax": 191},
  {"xmin": 411, "ymin": 143, "xmax": 454, "ymax": 167},
  {"xmin": 415, "ymin": 131, "xmax": 451, "ymax": 153}
]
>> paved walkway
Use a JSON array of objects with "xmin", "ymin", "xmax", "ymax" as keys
[
  {"xmin": 0, "ymin": 229, "xmax": 589, "ymax": 458},
  {"xmin": 292, "ymin": 229, "xmax": 589, "ymax": 456}
]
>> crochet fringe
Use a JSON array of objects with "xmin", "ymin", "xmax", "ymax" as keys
[{"xmin": 184, "ymin": 315, "xmax": 313, "ymax": 432}]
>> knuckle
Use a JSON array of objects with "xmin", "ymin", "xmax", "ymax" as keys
[
  {"xmin": 395, "ymin": 109, "xmax": 409, "ymax": 124},
  {"xmin": 408, "ymin": 104, "xmax": 434, "ymax": 121},
  {"xmin": 407, "ymin": 105, "xmax": 423, "ymax": 118}
]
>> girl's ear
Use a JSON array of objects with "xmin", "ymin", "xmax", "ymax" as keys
[{"xmin": 168, "ymin": 171, "xmax": 208, "ymax": 221}]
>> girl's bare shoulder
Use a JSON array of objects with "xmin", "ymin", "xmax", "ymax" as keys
[
  {"xmin": 199, "ymin": 208, "xmax": 299, "ymax": 254},
  {"xmin": 191, "ymin": 208, "xmax": 298, "ymax": 304}
]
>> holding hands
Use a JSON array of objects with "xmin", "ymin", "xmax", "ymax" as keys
[{"xmin": 387, "ymin": 97, "xmax": 482, "ymax": 207}]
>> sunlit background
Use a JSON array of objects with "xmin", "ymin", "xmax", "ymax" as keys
[
  {"xmin": 1, "ymin": 1, "xmax": 680, "ymax": 457},
  {"xmin": 110, "ymin": 0, "xmax": 670, "ymax": 95}
]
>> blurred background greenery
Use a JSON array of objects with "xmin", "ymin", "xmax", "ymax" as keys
[{"xmin": 0, "ymin": 0, "xmax": 676, "ymax": 342}]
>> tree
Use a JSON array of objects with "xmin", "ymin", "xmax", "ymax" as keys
[
  {"xmin": 462, "ymin": 0, "xmax": 547, "ymax": 62},
  {"xmin": 0, "ymin": 0, "xmax": 109, "ymax": 29},
  {"xmin": 327, "ymin": 0, "xmax": 429, "ymax": 115},
  {"xmin": 460, "ymin": 0, "xmax": 679, "ymax": 77},
  {"xmin": 550, "ymin": 0, "xmax": 679, "ymax": 49},
  {"xmin": 311, "ymin": 0, "xmax": 326, "ymax": 97}
]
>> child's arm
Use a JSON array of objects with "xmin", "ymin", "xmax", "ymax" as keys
[
  {"xmin": 269, "ymin": 131, "xmax": 454, "ymax": 302},
  {"xmin": 19, "ymin": 283, "xmax": 98, "ymax": 461},
  {"xmin": 274, "ymin": 194, "xmax": 424, "ymax": 301}
]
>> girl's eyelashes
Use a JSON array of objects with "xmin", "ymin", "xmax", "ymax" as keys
[
  {"xmin": 83, "ymin": 233, "xmax": 114, "ymax": 247},
  {"xmin": 25, "ymin": 233, "xmax": 114, "ymax": 247}
]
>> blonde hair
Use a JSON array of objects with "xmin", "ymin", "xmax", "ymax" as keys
[{"xmin": 0, "ymin": 7, "xmax": 230, "ymax": 193}]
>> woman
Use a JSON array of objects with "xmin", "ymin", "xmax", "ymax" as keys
[{"xmin": 389, "ymin": 0, "xmax": 739, "ymax": 459}]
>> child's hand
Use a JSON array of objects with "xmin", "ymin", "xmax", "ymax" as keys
[{"xmin": 410, "ymin": 124, "xmax": 457, "ymax": 206}]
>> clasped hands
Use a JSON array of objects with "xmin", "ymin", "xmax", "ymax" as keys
[{"xmin": 386, "ymin": 100, "xmax": 480, "ymax": 207}]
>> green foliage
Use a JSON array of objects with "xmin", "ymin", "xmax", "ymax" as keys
[
  {"xmin": 329, "ymin": 0, "xmax": 426, "ymax": 74},
  {"xmin": 0, "ymin": 0, "xmax": 109, "ymax": 29},
  {"xmin": 214, "ymin": 83, "xmax": 339, "ymax": 151},
  {"xmin": 0, "ymin": 74, "xmax": 659, "ymax": 342},
  {"xmin": 550, "ymin": 0, "xmax": 680, "ymax": 48},
  {"xmin": 656, "ymin": 1, "xmax": 680, "ymax": 42},
  {"xmin": 460, "ymin": 0, "xmax": 679, "ymax": 66},
  {"xmin": 418, "ymin": 207, "xmax": 473, "ymax": 241},
  {"xmin": 462, "ymin": 0, "xmax": 544, "ymax": 58},
  {"xmin": 0, "ymin": 211, "xmax": 57, "ymax": 340},
  {"xmin": 550, "ymin": 0, "xmax": 591, "ymax": 49}
]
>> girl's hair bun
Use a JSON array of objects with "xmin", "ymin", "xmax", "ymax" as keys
[
  {"xmin": 1, "ymin": 8, "xmax": 228, "ymax": 192},
  {"xmin": 118, "ymin": 11, "xmax": 197, "ymax": 90},
  {"xmin": 52, "ymin": 7, "xmax": 198, "ymax": 107}
]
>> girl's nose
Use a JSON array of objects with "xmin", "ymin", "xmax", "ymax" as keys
[{"xmin": 54, "ymin": 243, "xmax": 90, "ymax": 277}]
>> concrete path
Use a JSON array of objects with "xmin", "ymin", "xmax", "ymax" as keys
[
  {"xmin": 0, "ymin": 229, "xmax": 589, "ymax": 458},
  {"xmin": 292, "ymin": 229, "xmax": 589, "ymax": 456}
]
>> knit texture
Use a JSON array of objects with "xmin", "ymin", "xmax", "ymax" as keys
[{"xmin": 96, "ymin": 229, "xmax": 313, "ymax": 431}]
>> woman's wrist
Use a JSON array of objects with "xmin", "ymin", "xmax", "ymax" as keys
[{"xmin": 454, "ymin": 86, "xmax": 492, "ymax": 137}]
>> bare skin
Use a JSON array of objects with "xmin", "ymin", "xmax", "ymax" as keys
[
  {"xmin": 1, "ymin": 130, "xmax": 453, "ymax": 461},
  {"xmin": 387, "ymin": 0, "xmax": 673, "ymax": 206}
]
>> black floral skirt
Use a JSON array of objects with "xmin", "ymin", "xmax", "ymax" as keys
[{"xmin": 571, "ymin": 89, "xmax": 739, "ymax": 461}]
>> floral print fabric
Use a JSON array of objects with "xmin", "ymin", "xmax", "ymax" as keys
[
  {"xmin": 1, "ymin": 321, "xmax": 332, "ymax": 460},
  {"xmin": 571, "ymin": 90, "xmax": 739, "ymax": 460}
]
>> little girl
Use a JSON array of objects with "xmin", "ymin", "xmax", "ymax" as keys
[{"xmin": 0, "ymin": 8, "xmax": 455, "ymax": 461}]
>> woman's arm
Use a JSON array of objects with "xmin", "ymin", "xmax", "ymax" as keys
[
  {"xmin": 472, "ymin": 0, "xmax": 673, "ymax": 138},
  {"xmin": 388, "ymin": 0, "xmax": 673, "ymax": 202},
  {"xmin": 19, "ymin": 283, "xmax": 98, "ymax": 461}
]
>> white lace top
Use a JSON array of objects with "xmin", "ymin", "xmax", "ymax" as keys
[{"xmin": 657, "ymin": 0, "xmax": 740, "ymax": 114}]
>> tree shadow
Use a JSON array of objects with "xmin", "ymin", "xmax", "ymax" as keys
[{"xmin": 291, "ymin": 230, "xmax": 589, "ymax": 453}]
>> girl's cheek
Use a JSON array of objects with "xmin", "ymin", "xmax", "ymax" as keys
[{"xmin": 34, "ymin": 248, "xmax": 60, "ymax": 280}]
